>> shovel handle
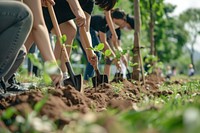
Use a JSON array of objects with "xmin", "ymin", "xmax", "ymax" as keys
[
  {"xmin": 47, "ymin": 3, "xmax": 70, "ymax": 63},
  {"xmin": 47, "ymin": 3, "xmax": 75, "ymax": 83},
  {"xmin": 94, "ymin": 68, "xmax": 101, "ymax": 78},
  {"xmin": 127, "ymin": 68, "xmax": 130, "ymax": 74},
  {"xmin": 79, "ymin": 26, "xmax": 92, "ymax": 50}
]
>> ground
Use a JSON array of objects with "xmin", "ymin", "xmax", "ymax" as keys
[{"xmin": 0, "ymin": 74, "xmax": 200, "ymax": 133}]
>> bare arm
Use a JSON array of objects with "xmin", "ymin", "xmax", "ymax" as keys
[
  {"xmin": 99, "ymin": 31, "xmax": 116, "ymax": 58},
  {"xmin": 66, "ymin": 0, "xmax": 86, "ymax": 27},
  {"xmin": 99, "ymin": 31, "xmax": 121, "ymax": 70},
  {"xmin": 105, "ymin": 11, "xmax": 119, "ymax": 47}
]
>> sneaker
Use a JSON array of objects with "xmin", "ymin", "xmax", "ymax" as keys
[
  {"xmin": 0, "ymin": 79, "xmax": 6, "ymax": 93},
  {"xmin": 6, "ymin": 83, "xmax": 28, "ymax": 92},
  {"xmin": 8, "ymin": 74, "xmax": 20, "ymax": 85},
  {"xmin": 6, "ymin": 74, "xmax": 28, "ymax": 92}
]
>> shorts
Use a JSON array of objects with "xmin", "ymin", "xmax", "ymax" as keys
[{"xmin": 42, "ymin": 0, "xmax": 94, "ymax": 32}]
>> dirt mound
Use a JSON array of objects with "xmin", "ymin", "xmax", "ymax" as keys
[{"xmin": 0, "ymin": 74, "xmax": 174, "ymax": 131}]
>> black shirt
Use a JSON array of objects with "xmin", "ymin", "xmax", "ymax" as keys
[
  {"xmin": 90, "ymin": 15, "xmax": 109, "ymax": 33},
  {"xmin": 91, "ymin": 15, "xmax": 121, "ymax": 39}
]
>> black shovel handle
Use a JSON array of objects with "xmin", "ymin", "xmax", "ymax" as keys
[{"xmin": 127, "ymin": 68, "xmax": 130, "ymax": 74}]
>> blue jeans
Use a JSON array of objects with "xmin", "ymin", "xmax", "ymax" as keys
[
  {"xmin": 77, "ymin": 28, "xmax": 101, "ymax": 80},
  {"xmin": 0, "ymin": 1, "xmax": 33, "ymax": 79}
]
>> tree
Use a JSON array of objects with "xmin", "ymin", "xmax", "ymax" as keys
[
  {"xmin": 179, "ymin": 8, "xmax": 200, "ymax": 69},
  {"xmin": 132, "ymin": 0, "xmax": 145, "ymax": 83},
  {"xmin": 136, "ymin": 1, "xmax": 188, "ymax": 63}
]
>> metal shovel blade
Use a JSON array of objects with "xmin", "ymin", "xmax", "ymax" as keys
[
  {"xmin": 126, "ymin": 69, "xmax": 132, "ymax": 80},
  {"xmin": 63, "ymin": 62, "xmax": 83, "ymax": 91},
  {"xmin": 63, "ymin": 74, "xmax": 83, "ymax": 91},
  {"xmin": 92, "ymin": 74, "xmax": 108, "ymax": 87},
  {"xmin": 112, "ymin": 72, "xmax": 123, "ymax": 82}
]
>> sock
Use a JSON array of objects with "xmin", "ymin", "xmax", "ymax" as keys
[{"xmin": 63, "ymin": 72, "xmax": 69, "ymax": 79}]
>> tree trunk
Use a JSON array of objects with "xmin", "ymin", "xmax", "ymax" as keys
[
  {"xmin": 190, "ymin": 33, "xmax": 197, "ymax": 70},
  {"xmin": 190, "ymin": 43, "xmax": 195, "ymax": 70},
  {"xmin": 132, "ymin": 0, "xmax": 145, "ymax": 83},
  {"xmin": 149, "ymin": 0, "xmax": 155, "ymax": 55}
]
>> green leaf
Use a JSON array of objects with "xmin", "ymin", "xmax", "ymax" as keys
[
  {"xmin": 34, "ymin": 95, "xmax": 48, "ymax": 113},
  {"xmin": 2, "ymin": 107, "xmax": 17, "ymax": 119},
  {"xmin": 96, "ymin": 43, "xmax": 104, "ymax": 51},
  {"xmin": 62, "ymin": 35, "xmax": 67, "ymax": 43},
  {"xmin": 42, "ymin": 72, "xmax": 52, "ymax": 85},
  {"xmin": 27, "ymin": 53, "xmax": 43, "ymax": 69},
  {"xmin": 122, "ymin": 50, "xmax": 127, "ymax": 55},
  {"xmin": 129, "ymin": 62, "xmax": 138, "ymax": 67},
  {"xmin": 116, "ymin": 51, "xmax": 122, "ymax": 59},
  {"xmin": 72, "ymin": 43, "xmax": 78, "ymax": 49},
  {"xmin": 60, "ymin": 34, "xmax": 67, "ymax": 44},
  {"xmin": 105, "ymin": 49, "xmax": 112, "ymax": 56}
]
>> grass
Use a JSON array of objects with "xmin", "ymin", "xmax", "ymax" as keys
[{"xmin": 119, "ymin": 76, "xmax": 200, "ymax": 133}]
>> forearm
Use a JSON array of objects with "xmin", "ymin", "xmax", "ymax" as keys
[
  {"xmin": 79, "ymin": 27, "xmax": 94, "ymax": 56},
  {"xmin": 66, "ymin": 0, "xmax": 82, "ymax": 16},
  {"xmin": 32, "ymin": 25, "xmax": 56, "ymax": 62},
  {"xmin": 103, "ymin": 41, "xmax": 116, "ymax": 58},
  {"xmin": 105, "ymin": 11, "xmax": 118, "ymax": 39}
]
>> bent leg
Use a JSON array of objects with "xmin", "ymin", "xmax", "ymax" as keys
[
  {"xmin": 52, "ymin": 20, "xmax": 77, "ymax": 73},
  {"xmin": 0, "ymin": 1, "xmax": 32, "ymax": 78},
  {"xmin": 4, "ymin": 46, "xmax": 27, "ymax": 81}
]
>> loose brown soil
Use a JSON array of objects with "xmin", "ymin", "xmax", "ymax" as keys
[{"xmin": 0, "ymin": 74, "xmax": 174, "ymax": 131}]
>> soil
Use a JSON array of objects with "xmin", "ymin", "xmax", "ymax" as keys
[{"xmin": 0, "ymin": 74, "xmax": 174, "ymax": 131}]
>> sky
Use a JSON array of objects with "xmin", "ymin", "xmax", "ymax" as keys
[
  {"xmin": 165, "ymin": 0, "xmax": 200, "ymax": 16},
  {"xmin": 164, "ymin": 0, "xmax": 200, "ymax": 53}
]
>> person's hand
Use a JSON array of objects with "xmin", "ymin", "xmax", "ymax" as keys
[
  {"xmin": 44, "ymin": 61, "xmax": 63, "ymax": 89},
  {"xmin": 50, "ymin": 67, "xmax": 63, "ymax": 89},
  {"xmin": 74, "ymin": 9, "xmax": 86, "ymax": 27},
  {"xmin": 121, "ymin": 55, "xmax": 128, "ymax": 67},
  {"xmin": 87, "ymin": 51, "xmax": 98, "ymax": 69},
  {"xmin": 113, "ymin": 58, "xmax": 121, "ymax": 71},
  {"xmin": 41, "ymin": 0, "xmax": 55, "ymax": 7}
]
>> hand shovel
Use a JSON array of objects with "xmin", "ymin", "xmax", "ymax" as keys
[
  {"xmin": 112, "ymin": 72, "xmax": 123, "ymax": 82},
  {"xmin": 92, "ymin": 66, "xmax": 108, "ymax": 87},
  {"xmin": 126, "ymin": 68, "xmax": 132, "ymax": 80},
  {"xmin": 78, "ymin": 27, "xmax": 108, "ymax": 87},
  {"xmin": 47, "ymin": 3, "xmax": 83, "ymax": 91}
]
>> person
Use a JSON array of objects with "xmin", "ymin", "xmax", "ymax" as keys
[
  {"xmin": 27, "ymin": 44, "xmax": 39, "ymax": 77},
  {"xmin": 171, "ymin": 66, "xmax": 177, "ymax": 76},
  {"xmin": 0, "ymin": 1, "xmax": 33, "ymax": 92},
  {"xmin": 23, "ymin": 0, "xmax": 63, "ymax": 89},
  {"xmin": 188, "ymin": 64, "xmax": 195, "ymax": 76},
  {"xmin": 42, "ymin": 0, "xmax": 117, "ymax": 84},
  {"xmin": 105, "ymin": 9, "xmax": 135, "ymax": 79},
  {"xmin": 78, "ymin": 8, "xmax": 135, "ymax": 81},
  {"xmin": 166, "ymin": 65, "xmax": 172, "ymax": 80}
]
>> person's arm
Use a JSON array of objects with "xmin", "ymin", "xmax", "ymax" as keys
[
  {"xmin": 99, "ymin": 31, "xmax": 121, "ymax": 70},
  {"xmin": 24, "ymin": 0, "xmax": 62, "ymax": 89},
  {"xmin": 118, "ymin": 40, "xmax": 128, "ymax": 67},
  {"xmin": 99, "ymin": 31, "xmax": 115, "ymax": 58},
  {"xmin": 79, "ymin": 12, "xmax": 98, "ymax": 68},
  {"xmin": 66, "ymin": 0, "xmax": 86, "ymax": 27},
  {"xmin": 41, "ymin": 0, "xmax": 55, "ymax": 7},
  {"xmin": 105, "ymin": 11, "xmax": 119, "ymax": 48}
]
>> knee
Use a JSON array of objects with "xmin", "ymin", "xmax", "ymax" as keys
[{"xmin": 17, "ymin": 2, "xmax": 33, "ymax": 28}]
